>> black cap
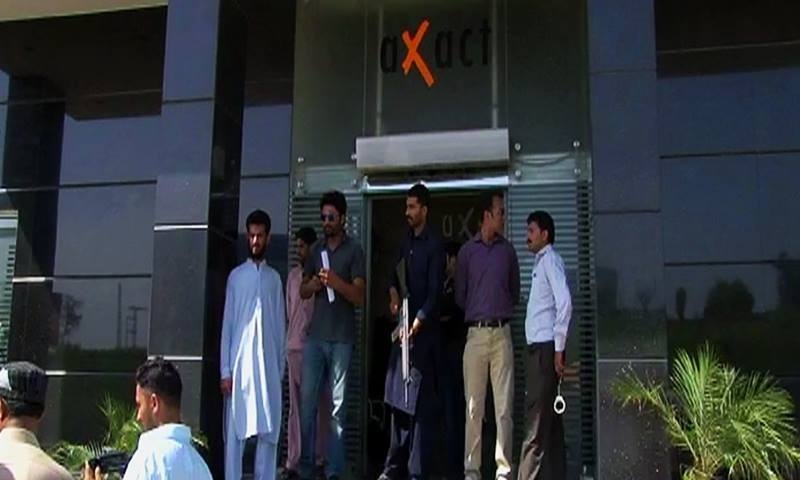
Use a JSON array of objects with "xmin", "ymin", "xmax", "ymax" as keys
[{"xmin": 0, "ymin": 361, "xmax": 48, "ymax": 407}]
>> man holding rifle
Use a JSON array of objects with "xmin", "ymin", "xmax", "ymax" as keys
[{"xmin": 379, "ymin": 183, "xmax": 444, "ymax": 480}]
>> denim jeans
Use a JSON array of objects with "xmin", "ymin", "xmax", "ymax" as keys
[{"xmin": 299, "ymin": 338, "xmax": 353, "ymax": 479}]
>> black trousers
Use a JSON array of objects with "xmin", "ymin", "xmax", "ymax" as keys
[
  {"xmin": 383, "ymin": 405, "xmax": 433, "ymax": 480},
  {"xmin": 517, "ymin": 341, "xmax": 566, "ymax": 480},
  {"xmin": 441, "ymin": 331, "xmax": 466, "ymax": 480}
]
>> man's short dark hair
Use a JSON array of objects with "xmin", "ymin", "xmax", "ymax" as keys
[
  {"xmin": 527, "ymin": 210, "xmax": 556, "ymax": 244},
  {"xmin": 135, "ymin": 358, "xmax": 182, "ymax": 408},
  {"xmin": 407, "ymin": 183, "xmax": 430, "ymax": 208},
  {"xmin": 320, "ymin": 191, "xmax": 347, "ymax": 217},
  {"xmin": 478, "ymin": 190, "xmax": 504, "ymax": 217},
  {"xmin": 1, "ymin": 398, "xmax": 44, "ymax": 419},
  {"xmin": 295, "ymin": 227, "xmax": 318, "ymax": 246},
  {"xmin": 0, "ymin": 361, "xmax": 47, "ymax": 419},
  {"xmin": 246, "ymin": 209, "xmax": 272, "ymax": 235}
]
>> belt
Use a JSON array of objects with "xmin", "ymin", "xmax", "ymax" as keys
[{"xmin": 468, "ymin": 319, "xmax": 509, "ymax": 328}]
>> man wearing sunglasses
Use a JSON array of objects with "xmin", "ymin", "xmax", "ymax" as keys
[{"xmin": 299, "ymin": 191, "xmax": 366, "ymax": 480}]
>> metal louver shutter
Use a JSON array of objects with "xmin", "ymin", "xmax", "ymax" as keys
[
  {"xmin": 284, "ymin": 192, "xmax": 366, "ymax": 476},
  {"xmin": 0, "ymin": 243, "xmax": 15, "ymax": 364},
  {"xmin": 507, "ymin": 181, "xmax": 596, "ymax": 477}
]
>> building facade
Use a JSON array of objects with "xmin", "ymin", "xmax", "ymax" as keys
[{"xmin": 0, "ymin": 1, "xmax": 798, "ymax": 479}]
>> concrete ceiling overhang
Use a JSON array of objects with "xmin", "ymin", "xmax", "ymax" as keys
[{"xmin": 0, "ymin": 0, "xmax": 166, "ymax": 22}]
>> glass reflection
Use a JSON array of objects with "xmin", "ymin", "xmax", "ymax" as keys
[
  {"xmin": 242, "ymin": 104, "xmax": 292, "ymax": 176},
  {"xmin": 595, "ymin": 213, "xmax": 666, "ymax": 358},
  {"xmin": 292, "ymin": 0, "xmax": 365, "ymax": 167},
  {"xmin": 40, "ymin": 374, "xmax": 136, "ymax": 446},
  {"xmin": 659, "ymin": 73, "xmax": 757, "ymax": 156},
  {"xmin": 55, "ymin": 185, "xmax": 155, "ymax": 276},
  {"xmin": 666, "ymin": 264, "xmax": 800, "ymax": 376},
  {"xmin": 662, "ymin": 155, "xmax": 758, "ymax": 264},
  {"xmin": 364, "ymin": 0, "xmax": 506, "ymax": 135},
  {"xmin": 663, "ymin": 154, "xmax": 800, "ymax": 264},
  {"xmin": 239, "ymin": 177, "xmax": 289, "ymax": 235},
  {"xmin": 753, "ymin": 68, "xmax": 800, "ymax": 151},
  {"xmin": 758, "ymin": 153, "xmax": 800, "ymax": 260},
  {"xmin": 0, "ymin": 106, "xmax": 6, "ymax": 179},
  {"xmin": 11, "ymin": 278, "xmax": 150, "ymax": 373},
  {"xmin": 0, "ymin": 101, "xmax": 64, "ymax": 188},
  {"xmin": 0, "ymin": 190, "xmax": 58, "ymax": 277},
  {"xmin": 659, "ymin": 68, "xmax": 800, "ymax": 156},
  {"xmin": 61, "ymin": 111, "xmax": 162, "ymax": 184},
  {"xmin": 0, "ymin": 71, "xmax": 8, "ymax": 102},
  {"xmin": 656, "ymin": 2, "xmax": 800, "ymax": 52},
  {"xmin": 507, "ymin": 0, "xmax": 589, "ymax": 153}
]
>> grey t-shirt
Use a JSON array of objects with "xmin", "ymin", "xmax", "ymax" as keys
[{"xmin": 304, "ymin": 235, "xmax": 366, "ymax": 344}]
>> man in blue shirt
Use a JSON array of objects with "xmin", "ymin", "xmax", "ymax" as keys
[
  {"xmin": 379, "ymin": 183, "xmax": 444, "ymax": 480},
  {"xmin": 518, "ymin": 211, "xmax": 572, "ymax": 480}
]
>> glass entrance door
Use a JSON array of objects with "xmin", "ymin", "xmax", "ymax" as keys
[{"xmin": 364, "ymin": 189, "xmax": 488, "ymax": 478}]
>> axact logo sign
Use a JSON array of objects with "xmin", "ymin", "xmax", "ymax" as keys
[{"xmin": 380, "ymin": 18, "xmax": 492, "ymax": 88}]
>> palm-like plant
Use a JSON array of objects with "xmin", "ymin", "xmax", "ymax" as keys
[
  {"xmin": 49, "ymin": 396, "xmax": 207, "ymax": 477},
  {"xmin": 98, "ymin": 395, "xmax": 143, "ymax": 454},
  {"xmin": 611, "ymin": 344, "xmax": 800, "ymax": 480},
  {"xmin": 50, "ymin": 396, "xmax": 139, "ymax": 477}
]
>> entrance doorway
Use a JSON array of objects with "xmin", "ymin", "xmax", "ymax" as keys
[{"xmin": 364, "ymin": 189, "xmax": 499, "ymax": 478}]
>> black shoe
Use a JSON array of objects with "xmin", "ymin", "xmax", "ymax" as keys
[
  {"xmin": 315, "ymin": 465, "xmax": 326, "ymax": 480},
  {"xmin": 281, "ymin": 470, "xmax": 299, "ymax": 480}
]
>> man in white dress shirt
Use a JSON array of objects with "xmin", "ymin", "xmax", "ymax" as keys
[
  {"xmin": 83, "ymin": 358, "xmax": 212, "ymax": 480},
  {"xmin": 517, "ymin": 211, "xmax": 572, "ymax": 480}
]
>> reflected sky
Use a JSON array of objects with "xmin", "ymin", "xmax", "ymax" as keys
[
  {"xmin": 242, "ymin": 103, "xmax": 291, "ymax": 176},
  {"xmin": 661, "ymin": 62, "xmax": 800, "ymax": 380},
  {"xmin": 664, "ymin": 265, "xmax": 777, "ymax": 319},
  {"xmin": 55, "ymin": 185, "xmax": 155, "ymax": 276},
  {"xmin": 0, "ymin": 71, "xmax": 7, "ymax": 101},
  {"xmin": 51, "ymin": 278, "xmax": 151, "ymax": 350},
  {"xmin": 662, "ymin": 152, "xmax": 800, "ymax": 264},
  {"xmin": 0, "ymin": 106, "xmax": 6, "ymax": 173},
  {"xmin": 61, "ymin": 113, "xmax": 162, "ymax": 184},
  {"xmin": 238, "ymin": 177, "xmax": 289, "ymax": 235},
  {"xmin": 659, "ymin": 67, "xmax": 800, "ymax": 156}
]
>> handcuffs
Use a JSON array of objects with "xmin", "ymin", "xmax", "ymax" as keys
[{"xmin": 553, "ymin": 377, "xmax": 566, "ymax": 415}]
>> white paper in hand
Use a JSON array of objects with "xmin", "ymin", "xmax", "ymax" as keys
[{"xmin": 320, "ymin": 251, "xmax": 335, "ymax": 303}]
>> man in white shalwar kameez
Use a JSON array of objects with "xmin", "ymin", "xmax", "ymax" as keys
[{"xmin": 220, "ymin": 209, "xmax": 286, "ymax": 480}]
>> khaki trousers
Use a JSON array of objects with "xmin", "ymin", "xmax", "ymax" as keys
[{"xmin": 463, "ymin": 324, "xmax": 515, "ymax": 480}]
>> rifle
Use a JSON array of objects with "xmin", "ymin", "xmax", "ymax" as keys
[
  {"xmin": 393, "ymin": 258, "xmax": 412, "ymax": 407},
  {"xmin": 400, "ymin": 296, "xmax": 410, "ymax": 406}
]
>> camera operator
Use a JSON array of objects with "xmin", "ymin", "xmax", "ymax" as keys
[{"xmin": 84, "ymin": 358, "xmax": 212, "ymax": 480}]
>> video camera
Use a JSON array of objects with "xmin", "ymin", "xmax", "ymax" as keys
[{"xmin": 88, "ymin": 451, "xmax": 130, "ymax": 475}]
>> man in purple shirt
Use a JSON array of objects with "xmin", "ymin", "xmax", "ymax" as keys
[{"xmin": 455, "ymin": 190, "xmax": 520, "ymax": 480}]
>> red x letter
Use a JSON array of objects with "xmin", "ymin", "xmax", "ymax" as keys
[{"xmin": 402, "ymin": 20, "xmax": 435, "ymax": 87}]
